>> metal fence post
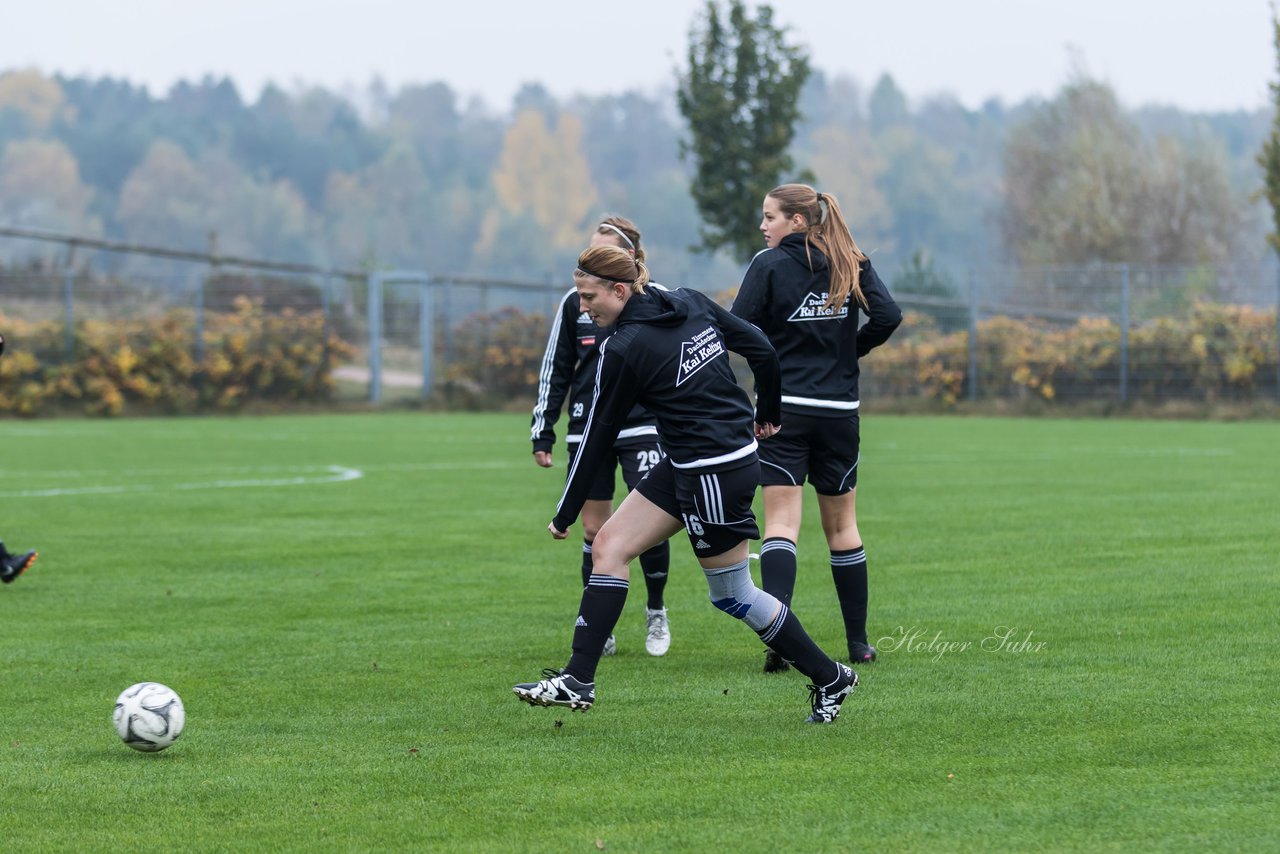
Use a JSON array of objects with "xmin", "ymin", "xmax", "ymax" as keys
[
  {"xmin": 63, "ymin": 241, "xmax": 77, "ymax": 360},
  {"xmin": 195, "ymin": 274, "xmax": 206, "ymax": 365},
  {"xmin": 419, "ymin": 278, "xmax": 434, "ymax": 401},
  {"xmin": 368, "ymin": 273, "xmax": 383, "ymax": 404},
  {"xmin": 479, "ymin": 281, "xmax": 490, "ymax": 378},
  {"xmin": 320, "ymin": 274, "xmax": 332, "ymax": 377},
  {"xmin": 1120, "ymin": 263, "xmax": 1130, "ymax": 403},
  {"xmin": 321, "ymin": 274, "xmax": 332, "ymax": 325},
  {"xmin": 443, "ymin": 278, "xmax": 454, "ymax": 370},
  {"xmin": 967, "ymin": 269, "xmax": 979, "ymax": 402},
  {"xmin": 200, "ymin": 232, "xmax": 219, "ymax": 365},
  {"xmin": 1275, "ymin": 263, "xmax": 1280, "ymax": 399}
]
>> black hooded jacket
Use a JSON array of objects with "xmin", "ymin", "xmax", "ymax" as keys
[
  {"xmin": 731, "ymin": 233, "xmax": 902, "ymax": 416},
  {"xmin": 553, "ymin": 286, "xmax": 781, "ymax": 532},
  {"xmin": 529, "ymin": 288, "xmax": 658, "ymax": 453}
]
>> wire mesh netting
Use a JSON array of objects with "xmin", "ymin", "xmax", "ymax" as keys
[{"xmin": 2, "ymin": 233, "xmax": 1278, "ymax": 414}]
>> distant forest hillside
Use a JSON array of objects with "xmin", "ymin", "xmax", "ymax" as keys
[{"xmin": 0, "ymin": 67, "xmax": 1271, "ymax": 291}]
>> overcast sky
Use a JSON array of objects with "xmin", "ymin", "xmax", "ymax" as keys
[{"xmin": 1, "ymin": 1, "xmax": 1272, "ymax": 113}]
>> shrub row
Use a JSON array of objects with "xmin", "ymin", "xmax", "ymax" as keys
[
  {"xmin": 7, "ymin": 299, "xmax": 1274, "ymax": 415},
  {"xmin": 433, "ymin": 300, "xmax": 1278, "ymax": 409},
  {"xmin": 1, "ymin": 298, "xmax": 354, "ymax": 416},
  {"xmin": 867, "ymin": 302, "xmax": 1279, "ymax": 406}
]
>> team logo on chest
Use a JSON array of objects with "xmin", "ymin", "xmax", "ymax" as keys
[
  {"xmin": 577, "ymin": 311, "xmax": 597, "ymax": 346},
  {"xmin": 676, "ymin": 326, "xmax": 725, "ymax": 386},
  {"xmin": 787, "ymin": 292, "xmax": 849, "ymax": 322}
]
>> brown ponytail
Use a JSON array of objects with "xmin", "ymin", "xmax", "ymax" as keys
[{"xmin": 767, "ymin": 184, "xmax": 867, "ymax": 311}]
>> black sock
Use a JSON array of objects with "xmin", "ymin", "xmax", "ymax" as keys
[
  {"xmin": 831, "ymin": 546, "xmax": 868, "ymax": 647},
  {"xmin": 757, "ymin": 605, "xmax": 839, "ymax": 685},
  {"xmin": 580, "ymin": 540, "xmax": 593, "ymax": 589},
  {"xmin": 638, "ymin": 540, "xmax": 669, "ymax": 610},
  {"xmin": 759, "ymin": 537, "xmax": 797, "ymax": 607},
  {"xmin": 564, "ymin": 574, "xmax": 629, "ymax": 683}
]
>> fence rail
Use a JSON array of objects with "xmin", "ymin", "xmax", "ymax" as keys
[{"xmin": 2, "ymin": 226, "xmax": 1278, "ymax": 413}]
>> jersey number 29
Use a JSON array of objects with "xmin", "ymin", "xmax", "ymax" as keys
[{"xmin": 636, "ymin": 450, "xmax": 662, "ymax": 472}]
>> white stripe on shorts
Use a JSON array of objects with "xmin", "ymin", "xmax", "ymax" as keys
[{"xmin": 700, "ymin": 473, "xmax": 724, "ymax": 523}]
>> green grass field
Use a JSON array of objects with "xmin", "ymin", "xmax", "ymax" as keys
[{"xmin": 2, "ymin": 412, "xmax": 1277, "ymax": 852}]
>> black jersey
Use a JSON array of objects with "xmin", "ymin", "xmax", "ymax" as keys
[
  {"xmin": 731, "ymin": 233, "xmax": 902, "ymax": 416},
  {"xmin": 552, "ymin": 286, "xmax": 781, "ymax": 533},
  {"xmin": 530, "ymin": 288, "xmax": 658, "ymax": 453}
]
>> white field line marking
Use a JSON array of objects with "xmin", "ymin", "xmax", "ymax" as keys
[
  {"xmin": 0, "ymin": 426, "xmax": 303, "ymax": 440},
  {"xmin": 0, "ymin": 460, "xmax": 520, "ymax": 480},
  {"xmin": 874, "ymin": 446, "xmax": 1236, "ymax": 462},
  {"xmin": 357, "ymin": 461, "xmax": 521, "ymax": 473},
  {"xmin": 0, "ymin": 465, "xmax": 363, "ymax": 498}
]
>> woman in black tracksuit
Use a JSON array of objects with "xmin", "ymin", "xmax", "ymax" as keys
[
  {"xmin": 731, "ymin": 183, "xmax": 902, "ymax": 671},
  {"xmin": 530, "ymin": 217, "xmax": 672, "ymax": 657},
  {"xmin": 514, "ymin": 245, "xmax": 859, "ymax": 724}
]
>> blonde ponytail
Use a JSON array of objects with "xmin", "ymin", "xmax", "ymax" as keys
[{"xmin": 768, "ymin": 184, "xmax": 867, "ymax": 311}]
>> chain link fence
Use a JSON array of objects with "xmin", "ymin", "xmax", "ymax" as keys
[
  {"xmin": 882, "ymin": 262, "xmax": 1280, "ymax": 407},
  {"xmin": 2, "ymin": 226, "xmax": 1278, "ymax": 415}
]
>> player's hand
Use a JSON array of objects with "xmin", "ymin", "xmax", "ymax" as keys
[
  {"xmin": 548, "ymin": 522, "xmax": 568, "ymax": 539},
  {"xmin": 754, "ymin": 421, "xmax": 779, "ymax": 439},
  {"xmin": 534, "ymin": 450, "xmax": 553, "ymax": 468}
]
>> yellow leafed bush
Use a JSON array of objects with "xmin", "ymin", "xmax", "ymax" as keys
[{"xmin": 0, "ymin": 300, "xmax": 354, "ymax": 416}]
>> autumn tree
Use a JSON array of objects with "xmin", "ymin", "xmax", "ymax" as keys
[
  {"xmin": 1003, "ymin": 76, "xmax": 1240, "ymax": 266},
  {"xmin": 236, "ymin": 84, "xmax": 381, "ymax": 208},
  {"xmin": 116, "ymin": 140, "xmax": 217, "ymax": 250},
  {"xmin": 385, "ymin": 82, "xmax": 469, "ymax": 188},
  {"xmin": 53, "ymin": 76, "xmax": 158, "ymax": 203},
  {"xmin": 117, "ymin": 139, "xmax": 311, "ymax": 260},
  {"xmin": 1002, "ymin": 79, "xmax": 1145, "ymax": 265},
  {"xmin": 1144, "ymin": 133, "xmax": 1239, "ymax": 264},
  {"xmin": 0, "ymin": 138, "xmax": 99, "ymax": 233},
  {"xmin": 208, "ymin": 153, "xmax": 312, "ymax": 261},
  {"xmin": 803, "ymin": 123, "xmax": 890, "ymax": 251},
  {"xmin": 322, "ymin": 138, "xmax": 435, "ymax": 269},
  {"xmin": 875, "ymin": 127, "xmax": 964, "ymax": 260},
  {"xmin": 480, "ymin": 107, "xmax": 598, "ymax": 266},
  {"xmin": 0, "ymin": 69, "xmax": 68, "ymax": 131},
  {"xmin": 676, "ymin": 0, "xmax": 810, "ymax": 261}
]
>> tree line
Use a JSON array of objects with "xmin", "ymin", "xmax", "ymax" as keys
[{"xmin": 0, "ymin": 32, "xmax": 1270, "ymax": 296}]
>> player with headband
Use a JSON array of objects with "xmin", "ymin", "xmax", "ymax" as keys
[{"xmin": 530, "ymin": 216, "xmax": 674, "ymax": 657}]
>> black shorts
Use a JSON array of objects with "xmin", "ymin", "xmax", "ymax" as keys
[
  {"xmin": 635, "ymin": 456, "xmax": 761, "ymax": 559},
  {"xmin": 758, "ymin": 411, "xmax": 860, "ymax": 495},
  {"xmin": 566, "ymin": 436, "xmax": 664, "ymax": 501}
]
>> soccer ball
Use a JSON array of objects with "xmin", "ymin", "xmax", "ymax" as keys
[{"xmin": 113, "ymin": 682, "xmax": 185, "ymax": 752}]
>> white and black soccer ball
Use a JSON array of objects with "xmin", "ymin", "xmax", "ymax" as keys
[{"xmin": 113, "ymin": 682, "xmax": 185, "ymax": 752}]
